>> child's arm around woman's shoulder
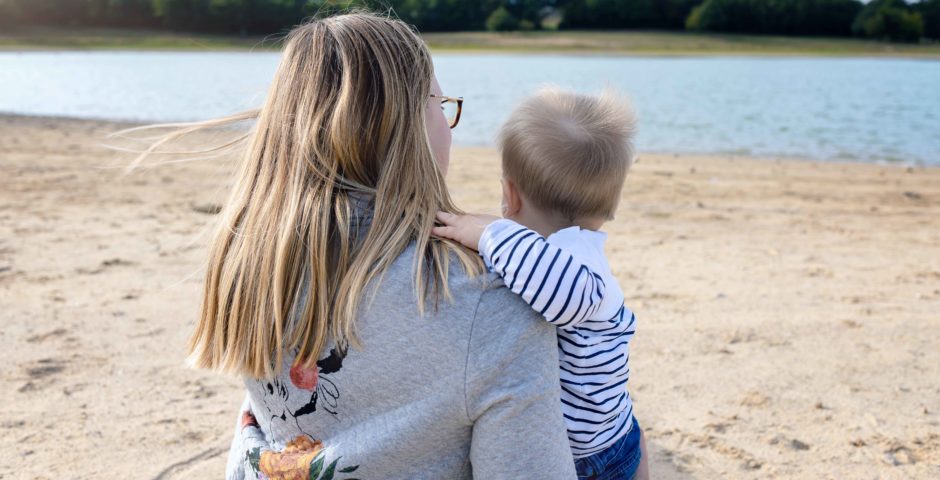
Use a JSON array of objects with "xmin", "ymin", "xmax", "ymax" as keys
[{"xmin": 433, "ymin": 212, "xmax": 610, "ymax": 328}]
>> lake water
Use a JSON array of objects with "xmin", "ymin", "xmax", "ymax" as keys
[{"xmin": 0, "ymin": 51, "xmax": 937, "ymax": 165}]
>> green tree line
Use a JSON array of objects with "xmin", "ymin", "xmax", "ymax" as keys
[{"xmin": 0, "ymin": 0, "xmax": 937, "ymax": 42}]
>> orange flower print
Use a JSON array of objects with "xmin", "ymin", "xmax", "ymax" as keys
[
  {"xmin": 258, "ymin": 436, "xmax": 323, "ymax": 480},
  {"xmin": 246, "ymin": 435, "xmax": 359, "ymax": 480}
]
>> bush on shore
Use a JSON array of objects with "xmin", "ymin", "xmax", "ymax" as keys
[{"xmin": 851, "ymin": 0, "xmax": 925, "ymax": 43}]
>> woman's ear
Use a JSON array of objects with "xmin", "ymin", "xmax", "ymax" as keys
[{"xmin": 501, "ymin": 178, "xmax": 522, "ymax": 218}]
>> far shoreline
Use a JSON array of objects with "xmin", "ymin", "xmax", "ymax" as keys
[
  {"xmin": 4, "ymin": 48, "xmax": 940, "ymax": 62},
  {"xmin": 1, "ymin": 28, "xmax": 939, "ymax": 59}
]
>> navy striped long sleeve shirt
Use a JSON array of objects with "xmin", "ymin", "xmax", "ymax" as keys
[{"xmin": 479, "ymin": 219, "xmax": 636, "ymax": 458}]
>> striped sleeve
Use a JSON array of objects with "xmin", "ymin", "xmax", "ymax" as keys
[{"xmin": 479, "ymin": 219, "xmax": 607, "ymax": 328}]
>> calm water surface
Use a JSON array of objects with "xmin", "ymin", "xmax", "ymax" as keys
[{"xmin": 0, "ymin": 51, "xmax": 937, "ymax": 164}]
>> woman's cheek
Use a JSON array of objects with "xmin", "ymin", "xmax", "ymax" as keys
[{"xmin": 427, "ymin": 105, "xmax": 451, "ymax": 174}]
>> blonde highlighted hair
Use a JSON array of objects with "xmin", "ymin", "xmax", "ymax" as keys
[
  {"xmin": 123, "ymin": 12, "xmax": 481, "ymax": 379},
  {"xmin": 498, "ymin": 87, "xmax": 636, "ymax": 221}
]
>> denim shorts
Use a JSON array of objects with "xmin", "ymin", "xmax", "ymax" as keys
[{"xmin": 573, "ymin": 416, "xmax": 643, "ymax": 480}]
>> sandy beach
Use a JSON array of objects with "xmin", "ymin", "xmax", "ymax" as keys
[{"xmin": 1, "ymin": 114, "xmax": 938, "ymax": 479}]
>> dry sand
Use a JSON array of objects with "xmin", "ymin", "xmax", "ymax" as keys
[{"xmin": 1, "ymin": 114, "xmax": 938, "ymax": 479}]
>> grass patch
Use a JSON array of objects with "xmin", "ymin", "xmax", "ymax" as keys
[
  {"xmin": 0, "ymin": 27, "xmax": 280, "ymax": 51},
  {"xmin": 422, "ymin": 30, "xmax": 940, "ymax": 57},
  {"xmin": 1, "ymin": 27, "xmax": 939, "ymax": 58}
]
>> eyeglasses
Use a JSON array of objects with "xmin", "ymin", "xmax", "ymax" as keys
[{"xmin": 430, "ymin": 94, "xmax": 463, "ymax": 129}]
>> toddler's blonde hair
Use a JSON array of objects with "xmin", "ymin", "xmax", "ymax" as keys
[{"xmin": 498, "ymin": 87, "xmax": 636, "ymax": 221}]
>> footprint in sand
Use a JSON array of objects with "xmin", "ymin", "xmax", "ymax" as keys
[
  {"xmin": 740, "ymin": 391, "xmax": 770, "ymax": 408},
  {"xmin": 75, "ymin": 257, "xmax": 137, "ymax": 275},
  {"xmin": 190, "ymin": 203, "xmax": 222, "ymax": 215},
  {"xmin": 769, "ymin": 435, "xmax": 811, "ymax": 451},
  {"xmin": 1, "ymin": 420, "xmax": 26, "ymax": 429},
  {"xmin": 24, "ymin": 358, "xmax": 66, "ymax": 378},
  {"xmin": 18, "ymin": 357, "xmax": 68, "ymax": 392},
  {"xmin": 26, "ymin": 328, "xmax": 68, "ymax": 343},
  {"xmin": 130, "ymin": 327, "xmax": 165, "ymax": 338}
]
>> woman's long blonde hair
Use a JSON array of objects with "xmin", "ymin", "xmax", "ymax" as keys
[{"xmin": 126, "ymin": 13, "xmax": 481, "ymax": 379}]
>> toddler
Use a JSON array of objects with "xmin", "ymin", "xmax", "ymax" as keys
[{"xmin": 433, "ymin": 87, "xmax": 648, "ymax": 479}]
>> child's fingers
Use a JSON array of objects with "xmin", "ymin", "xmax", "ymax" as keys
[
  {"xmin": 431, "ymin": 225, "xmax": 456, "ymax": 239},
  {"xmin": 240, "ymin": 410, "xmax": 259, "ymax": 429},
  {"xmin": 435, "ymin": 211, "xmax": 458, "ymax": 225}
]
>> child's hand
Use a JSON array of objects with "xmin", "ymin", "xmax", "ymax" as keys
[
  {"xmin": 432, "ymin": 211, "xmax": 500, "ymax": 251},
  {"xmin": 241, "ymin": 409, "xmax": 259, "ymax": 430}
]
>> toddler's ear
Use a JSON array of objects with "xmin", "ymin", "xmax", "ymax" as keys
[{"xmin": 501, "ymin": 178, "xmax": 522, "ymax": 218}]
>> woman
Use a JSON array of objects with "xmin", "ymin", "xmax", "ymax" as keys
[{"xmin": 135, "ymin": 13, "xmax": 575, "ymax": 479}]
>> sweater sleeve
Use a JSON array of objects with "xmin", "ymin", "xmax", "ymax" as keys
[
  {"xmin": 478, "ymin": 219, "xmax": 607, "ymax": 328},
  {"xmin": 225, "ymin": 393, "xmax": 269, "ymax": 480},
  {"xmin": 464, "ymin": 278, "xmax": 577, "ymax": 479},
  {"xmin": 225, "ymin": 394, "xmax": 250, "ymax": 480}
]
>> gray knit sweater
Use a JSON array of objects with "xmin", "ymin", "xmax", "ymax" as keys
[{"xmin": 223, "ymin": 212, "xmax": 576, "ymax": 479}]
